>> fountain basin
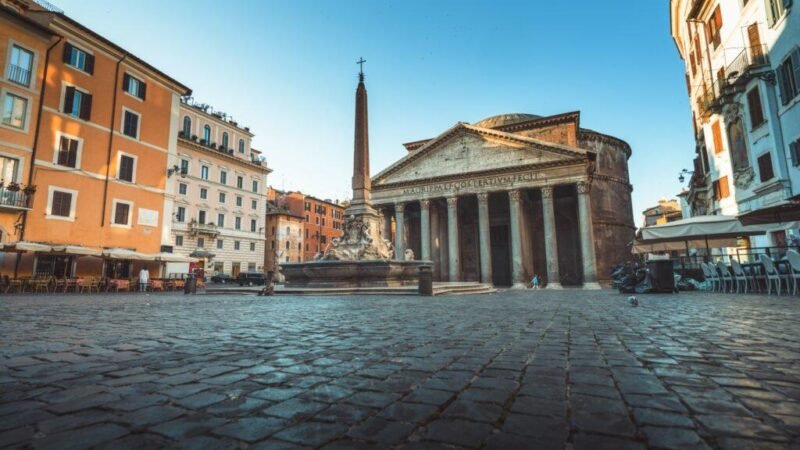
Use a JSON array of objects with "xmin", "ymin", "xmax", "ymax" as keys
[{"xmin": 280, "ymin": 260, "xmax": 433, "ymax": 289}]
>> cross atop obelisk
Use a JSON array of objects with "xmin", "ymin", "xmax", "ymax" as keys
[{"xmin": 347, "ymin": 57, "xmax": 376, "ymax": 217}]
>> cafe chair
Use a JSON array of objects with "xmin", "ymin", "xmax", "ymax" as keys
[
  {"xmin": 730, "ymin": 259, "xmax": 749, "ymax": 294},
  {"xmin": 759, "ymin": 254, "xmax": 785, "ymax": 295},
  {"xmin": 700, "ymin": 263, "xmax": 719, "ymax": 292},
  {"xmin": 716, "ymin": 261, "xmax": 733, "ymax": 293},
  {"xmin": 786, "ymin": 250, "xmax": 800, "ymax": 295}
]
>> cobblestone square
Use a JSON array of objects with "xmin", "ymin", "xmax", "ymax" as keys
[{"xmin": 1, "ymin": 290, "xmax": 799, "ymax": 449}]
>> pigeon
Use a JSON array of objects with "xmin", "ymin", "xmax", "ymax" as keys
[{"xmin": 628, "ymin": 296, "xmax": 639, "ymax": 307}]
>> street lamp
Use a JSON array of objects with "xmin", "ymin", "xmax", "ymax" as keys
[{"xmin": 678, "ymin": 169, "xmax": 694, "ymax": 183}]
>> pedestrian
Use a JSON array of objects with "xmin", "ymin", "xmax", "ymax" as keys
[
  {"xmin": 531, "ymin": 274, "xmax": 540, "ymax": 289},
  {"xmin": 138, "ymin": 267, "xmax": 149, "ymax": 292}
]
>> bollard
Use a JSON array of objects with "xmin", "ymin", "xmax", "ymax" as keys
[
  {"xmin": 184, "ymin": 275, "xmax": 196, "ymax": 295},
  {"xmin": 418, "ymin": 265, "xmax": 433, "ymax": 296}
]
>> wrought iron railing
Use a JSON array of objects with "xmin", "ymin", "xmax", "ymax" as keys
[
  {"xmin": 7, "ymin": 65, "xmax": 31, "ymax": 87},
  {"xmin": 0, "ymin": 188, "xmax": 32, "ymax": 209},
  {"xmin": 726, "ymin": 45, "xmax": 769, "ymax": 84},
  {"xmin": 189, "ymin": 222, "xmax": 219, "ymax": 235}
]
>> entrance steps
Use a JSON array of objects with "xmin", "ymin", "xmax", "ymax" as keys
[{"xmin": 205, "ymin": 281, "xmax": 496, "ymax": 296}]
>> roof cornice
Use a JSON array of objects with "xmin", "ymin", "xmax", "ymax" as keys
[{"xmin": 178, "ymin": 138, "xmax": 272, "ymax": 174}]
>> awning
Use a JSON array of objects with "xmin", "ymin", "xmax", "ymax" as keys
[
  {"xmin": 632, "ymin": 238, "xmax": 740, "ymax": 254},
  {"xmin": 2, "ymin": 241, "xmax": 53, "ymax": 252},
  {"xmin": 102, "ymin": 248, "xmax": 154, "ymax": 261},
  {"xmin": 738, "ymin": 200, "xmax": 800, "ymax": 225},
  {"xmin": 189, "ymin": 250, "xmax": 215, "ymax": 259},
  {"xmin": 153, "ymin": 252, "xmax": 199, "ymax": 263},
  {"xmin": 50, "ymin": 245, "xmax": 103, "ymax": 256},
  {"xmin": 640, "ymin": 215, "xmax": 766, "ymax": 242}
]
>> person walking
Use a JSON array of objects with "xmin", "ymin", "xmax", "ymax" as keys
[
  {"xmin": 531, "ymin": 274, "xmax": 541, "ymax": 289},
  {"xmin": 139, "ymin": 267, "xmax": 150, "ymax": 292}
]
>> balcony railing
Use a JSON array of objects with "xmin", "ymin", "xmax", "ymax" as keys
[
  {"xmin": 189, "ymin": 222, "xmax": 219, "ymax": 236},
  {"xmin": 7, "ymin": 65, "xmax": 31, "ymax": 87},
  {"xmin": 0, "ymin": 187, "xmax": 32, "ymax": 210},
  {"xmin": 726, "ymin": 45, "xmax": 769, "ymax": 84}
]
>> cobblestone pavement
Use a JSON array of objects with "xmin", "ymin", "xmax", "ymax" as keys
[{"xmin": 1, "ymin": 290, "xmax": 799, "ymax": 449}]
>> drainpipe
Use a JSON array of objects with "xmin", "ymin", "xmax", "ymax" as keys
[
  {"xmin": 14, "ymin": 35, "xmax": 63, "ymax": 278},
  {"xmin": 100, "ymin": 53, "xmax": 127, "ymax": 227}
]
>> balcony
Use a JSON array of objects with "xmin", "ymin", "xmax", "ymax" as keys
[
  {"xmin": 726, "ymin": 45, "xmax": 769, "ymax": 85},
  {"xmin": 0, "ymin": 187, "xmax": 32, "ymax": 211},
  {"xmin": 189, "ymin": 221, "xmax": 219, "ymax": 236},
  {"xmin": 7, "ymin": 65, "xmax": 31, "ymax": 87}
]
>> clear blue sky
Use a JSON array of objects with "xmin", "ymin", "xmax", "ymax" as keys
[{"xmin": 55, "ymin": 0, "xmax": 693, "ymax": 222}]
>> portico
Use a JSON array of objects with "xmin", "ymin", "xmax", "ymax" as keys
[{"xmin": 371, "ymin": 112, "xmax": 634, "ymax": 288}]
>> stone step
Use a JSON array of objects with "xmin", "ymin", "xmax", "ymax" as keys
[{"xmin": 205, "ymin": 282, "xmax": 497, "ymax": 296}]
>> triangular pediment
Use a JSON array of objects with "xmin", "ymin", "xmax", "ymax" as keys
[{"xmin": 374, "ymin": 124, "xmax": 589, "ymax": 186}]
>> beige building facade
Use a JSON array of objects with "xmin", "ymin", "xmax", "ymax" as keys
[{"xmin": 168, "ymin": 99, "xmax": 271, "ymax": 278}]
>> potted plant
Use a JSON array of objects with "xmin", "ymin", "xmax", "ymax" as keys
[
  {"xmin": 191, "ymin": 134, "xmax": 198, "ymax": 141},
  {"xmin": 7, "ymin": 182, "xmax": 20, "ymax": 192},
  {"xmin": 200, "ymin": 139, "xmax": 207, "ymax": 145},
  {"xmin": 23, "ymin": 185, "xmax": 36, "ymax": 195}
]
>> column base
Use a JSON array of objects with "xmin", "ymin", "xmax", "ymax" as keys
[
  {"xmin": 511, "ymin": 282, "xmax": 527, "ymax": 290},
  {"xmin": 582, "ymin": 282, "xmax": 602, "ymax": 290},
  {"xmin": 546, "ymin": 282, "xmax": 563, "ymax": 290}
]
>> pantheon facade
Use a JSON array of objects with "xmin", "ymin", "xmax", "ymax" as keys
[{"xmin": 371, "ymin": 112, "xmax": 634, "ymax": 288}]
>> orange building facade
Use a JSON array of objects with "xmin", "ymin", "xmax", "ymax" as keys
[
  {"xmin": 266, "ymin": 187, "xmax": 344, "ymax": 262},
  {"xmin": 0, "ymin": 0, "xmax": 191, "ymax": 278}
]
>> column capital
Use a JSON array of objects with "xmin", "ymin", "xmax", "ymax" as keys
[
  {"xmin": 446, "ymin": 196, "xmax": 458, "ymax": 208},
  {"xmin": 419, "ymin": 199, "xmax": 430, "ymax": 209},
  {"xmin": 576, "ymin": 181, "xmax": 592, "ymax": 195},
  {"xmin": 477, "ymin": 192, "xmax": 489, "ymax": 205},
  {"xmin": 395, "ymin": 202, "xmax": 405, "ymax": 213},
  {"xmin": 508, "ymin": 189, "xmax": 522, "ymax": 202},
  {"xmin": 541, "ymin": 186, "xmax": 554, "ymax": 199}
]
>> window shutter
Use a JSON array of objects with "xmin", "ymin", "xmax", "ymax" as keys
[
  {"xmin": 63, "ymin": 86, "xmax": 75, "ymax": 114},
  {"xmin": 791, "ymin": 142, "xmax": 798, "ymax": 166},
  {"xmin": 80, "ymin": 93, "xmax": 92, "ymax": 121},
  {"xmin": 792, "ymin": 50, "xmax": 800, "ymax": 98},
  {"xmin": 122, "ymin": 73, "xmax": 130, "ymax": 92},
  {"xmin": 139, "ymin": 81, "xmax": 147, "ymax": 101},
  {"xmin": 85, "ymin": 53, "xmax": 95, "ymax": 75},
  {"xmin": 62, "ymin": 43, "xmax": 72, "ymax": 63},
  {"xmin": 69, "ymin": 139, "xmax": 78, "ymax": 167}
]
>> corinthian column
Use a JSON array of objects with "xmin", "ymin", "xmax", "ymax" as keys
[
  {"xmin": 477, "ymin": 193, "xmax": 492, "ymax": 284},
  {"xmin": 394, "ymin": 202, "xmax": 406, "ymax": 260},
  {"xmin": 446, "ymin": 196, "xmax": 460, "ymax": 282},
  {"xmin": 577, "ymin": 181, "xmax": 601, "ymax": 289},
  {"xmin": 381, "ymin": 207, "xmax": 392, "ymax": 241},
  {"xmin": 541, "ymin": 186, "xmax": 562, "ymax": 289},
  {"xmin": 508, "ymin": 189, "xmax": 526, "ymax": 289},
  {"xmin": 420, "ymin": 200, "xmax": 431, "ymax": 261}
]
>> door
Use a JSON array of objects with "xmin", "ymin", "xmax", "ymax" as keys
[
  {"xmin": 748, "ymin": 23, "xmax": 763, "ymax": 63},
  {"xmin": 232, "ymin": 263, "xmax": 241, "ymax": 278},
  {"xmin": 490, "ymin": 224, "xmax": 511, "ymax": 286}
]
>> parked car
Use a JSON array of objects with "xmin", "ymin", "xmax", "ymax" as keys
[
  {"xmin": 211, "ymin": 273, "xmax": 234, "ymax": 284},
  {"xmin": 236, "ymin": 272, "xmax": 267, "ymax": 286}
]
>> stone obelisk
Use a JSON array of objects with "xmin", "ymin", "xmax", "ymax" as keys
[{"xmin": 348, "ymin": 59, "xmax": 377, "ymax": 217}]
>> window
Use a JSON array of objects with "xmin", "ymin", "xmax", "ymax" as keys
[
  {"xmin": 112, "ymin": 200, "xmax": 132, "ymax": 226},
  {"xmin": 713, "ymin": 176, "xmax": 730, "ymax": 200},
  {"xmin": 305, "ymin": 229, "xmax": 309, "ymax": 238},
  {"xmin": 252, "ymin": 180, "xmax": 258, "ymax": 193},
  {"xmin": 200, "ymin": 188, "xmax": 208, "ymax": 199},
  {"xmin": 766, "ymin": 0, "xmax": 790, "ymax": 26},
  {"xmin": 222, "ymin": 132, "xmax": 228, "ymax": 150},
  {"xmin": 117, "ymin": 154, "xmax": 136, "ymax": 182},
  {"xmin": 176, "ymin": 206, "xmax": 186, "ymax": 222},
  {"xmin": 219, "ymin": 192, "xmax": 226, "ymax": 203},
  {"xmin": 791, "ymin": 138, "xmax": 800, "ymax": 167},
  {"xmin": 63, "ymin": 43, "xmax": 94, "ymax": 74},
  {"xmin": 217, "ymin": 239, "xmax": 224, "ymax": 249},
  {"xmin": 47, "ymin": 188, "xmax": 75, "ymax": 219},
  {"xmin": 123, "ymin": 73, "xmax": 146, "ymax": 100},
  {"xmin": 234, "ymin": 241, "xmax": 240, "ymax": 250},
  {"xmin": 250, "ymin": 242, "xmax": 256, "ymax": 251},
  {"xmin": 62, "ymin": 86, "xmax": 92, "ymax": 121},
  {"xmin": 2, "ymin": 93, "xmax": 28, "ymax": 129},
  {"xmin": 305, "ymin": 243, "xmax": 309, "ymax": 251},
  {"xmin": 316, "ymin": 216, "xmax": 320, "ymax": 225},
  {"xmin": 180, "ymin": 159, "xmax": 189, "ymax": 175},
  {"xmin": 306, "ymin": 214, "xmax": 309, "ymax": 223},
  {"xmin": 322, "ymin": 218, "xmax": 326, "ymax": 227},
  {"xmin": 203, "ymin": 124, "xmax": 211, "ymax": 143},
  {"xmin": 285, "ymin": 241, "xmax": 290, "ymax": 250},
  {"xmin": 235, "ymin": 216, "xmax": 242, "ymax": 230},
  {"xmin": 758, "ymin": 153, "xmax": 775, "ymax": 182},
  {"xmin": 175, "ymin": 235, "xmax": 183, "ymax": 246},
  {"xmin": 179, "ymin": 183, "xmax": 187, "ymax": 195},
  {"xmin": 250, "ymin": 219, "xmax": 257, "ymax": 232},
  {"xmin": 707, "ymin": 5, "xmax": 722, "ymax": 49},
  {"xmin": 711, "ymin": 121, "xmax": 724, "ymax": 154},
  {"xmin": 8, "ymin": 45, "xmax": 34, "ymax": 87},
  {"xmin": 0, "ymin": 157, "xmax": 19, "ymax": 183},
  {"xmin": 201, "ymin": 166, "xmax": 209, "ymax": 180},
  {"xmin": 237, "ymin": 176, "xmax": 243, "ymax": 189},
  {"xmin": 121, "ymin": 109, "xmax": 140, "ymax": 138},
  {"xmin": 198, "ymin": 210, "xmax": 207, "ymax": 224},
  {"xmin": 747, "ymin": 87, "xmax": 765, "ymax": 128},
  {"xmin": 251, "ymin": 199, "xmax": 257, "ymax": 210},
  {"xmin": 182, "ymin": 116, "xmax": 191, "ymax": 137},
  {"xmin": 53, "ymin": 134, "xmax": 80, "ymax": 168},
  {"xmin": 239, "ymin": 139, "xmax": 245, "ymax": 153},
  {"xmin": 220, "ymin": 170, "xmax": 227, "ymax": 185},
  {"xmin": 198, "ymin": 238, "xmax": 205, "ymax": 248},
  {"xmin": 236, "ymin": 196, "xmax": 243, "ymax": 207},
  {"xmin": 778, "ymin": 49, "xmax": 800, "ymax": 105}
]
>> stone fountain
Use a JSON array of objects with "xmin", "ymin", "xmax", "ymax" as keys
[{"xmin": 280, "ymin": 64, "xmax": 432, "ymax": 290}]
